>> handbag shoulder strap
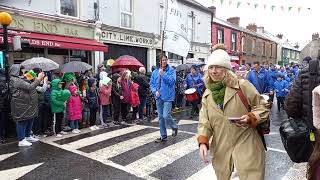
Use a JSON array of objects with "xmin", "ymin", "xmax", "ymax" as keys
[
  {"xmin": 308, "ymin": 59, "xmax": 319, "ymax": 130},
  {"xmin": 236, "ymin": 81, "xmax": 250, "ymax": 112}
]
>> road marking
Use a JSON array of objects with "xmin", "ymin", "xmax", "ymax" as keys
[
  {"xmin": 54, "ymin": 125, "xmax": 147, "ymax": 150},
  {"xmin": 267, "ymin": 147, "xmax": 287, "ymax": 154},
  {"xmin": 0, "ymin": 152, "xmax": 19, "ymax": 162},
  {"xmin": 88, "ymin": 131, "xmax": 161, "ymax": 160},
  {"xmin": 0, "ymin": 163, "xmax": 43, "ymax": 180},
  {"xmin": 178, "ymin": 120, "xmax": 199, "ymax": 125},
  {"xmin": 126, "ymin": 136, "xmax": 198, "ymax": 177}
]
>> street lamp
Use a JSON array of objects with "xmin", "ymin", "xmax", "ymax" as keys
[{"xmin": 0, "ymin": 12, "xmax": 12, "ymax": 86}]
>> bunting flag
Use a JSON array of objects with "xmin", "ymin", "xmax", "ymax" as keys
[
  {"xmin": 298, "ymin": 7, "xmax": 301, "ymax": 12},
  {"xmin": 237, "ymin": 1, "xmax": 241, "ymax": 8},
  {"xmin": 211, "ymin": 0, "xmax": 311, "ymax": 13}
]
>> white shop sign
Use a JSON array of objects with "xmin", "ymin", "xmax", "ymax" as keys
[{"xmin": 101, "ymin": 30, "xmax": 153, "ymax": 47}]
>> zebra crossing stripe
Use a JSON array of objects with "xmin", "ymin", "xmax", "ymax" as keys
[
  {"xmin": 0, "ymin": 152, "xmax": 19, "ymax": 162},
  {"xmin": 0, "ymin": 163, "xmax": 43, "ymax": 180},
  {"xmin": 125, "ymin": 136, "xmax": 198, "ymax": 177},
  {"xmin": 88, "ymin": 131, "xmax": 161, "ymax": 161},
  {"xmin": 58, "ymin": 125, "xmax": 147, "ymax": 150},
  {"xmin": 186, "ymin": 164, "xmax": 217, "ymax": 180}
]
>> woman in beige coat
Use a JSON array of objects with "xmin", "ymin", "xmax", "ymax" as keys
[{"xmin": 197, "ymin": 45, "xmax": 269, "ymax": 180}]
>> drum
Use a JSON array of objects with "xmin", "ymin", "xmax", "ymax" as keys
[{"xmin": 184, "ymin": 88, "xmax": 199, "ymax": 102}]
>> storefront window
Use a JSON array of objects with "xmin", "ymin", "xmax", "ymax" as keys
[
  {"xmin": 60, "ymin": 0, "xmax": 78, "ymax": 17},
  {"xmin": 120, "ymin": 0, "xmax": 133, "ymax": 28}
]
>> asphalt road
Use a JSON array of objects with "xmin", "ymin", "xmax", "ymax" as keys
[{"xmin": 0, "ymin": 103, "xmax": 307, "ymax": 180}]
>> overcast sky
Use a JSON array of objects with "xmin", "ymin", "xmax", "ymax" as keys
[{"xmin": 195, "ymin": 0, "xmax": 319, "ymax": 47}]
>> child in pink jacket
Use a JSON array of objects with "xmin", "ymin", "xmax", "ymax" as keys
[
  {"xmin": 131, "ymin": 82, "xmax": 140, "ymax": 122},
  {"xmin": 68, "ymin": 85, "xmax": 82, "ymax": 134},
  {"xmin": 99, "ymin": 77, "xmax": 112, "ymax": 127}
]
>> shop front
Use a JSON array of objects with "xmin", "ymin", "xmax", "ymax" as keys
[
  {"xmin": 100, "ymin": 26, "xmax": 155, "ymax": 71},
  {"xmin": 0, "ymin": 12, "xmax": 108, "ymax": 67}
]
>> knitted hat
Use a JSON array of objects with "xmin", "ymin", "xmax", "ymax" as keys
[
  {"xmin": 207, "ymin": 44, "xmax": 231, "ymax": 70},
  {"xmin": 25, "ymin": 70, "xmax": 37, "ymax": 80},
  {"xmin": 63, "ymin": 72, "xmax": 76, "ymax": 82},
  {"xmin": 88, "ymin": 78, "xmax": 96, "ymax": 87}
]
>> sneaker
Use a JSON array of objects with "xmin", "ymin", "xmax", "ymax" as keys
[
  {"xmin": 60, "ymin": 131, "xmax": 68, "ymax": 135},
  {"xmin": 56, "ymin": 134, "xmax": 63, "ymax": 138},
  {"xmin": 94, "ymin": 125, "xmax": 100, "ymax": 130},
  {"xmin": 72, "ymin": 129, "xmax": 80, "ymax": 134},
  {"xmin": 89, "ymin": 126, "xmax": 96, "ymax": 130},
  {"xmin": 102, "ymin": 123, "xmax": 109, "ymax": 128},
  {"xmin": 0, "ymin": 137, "xmax": 5, "ymax": 144},
  {"xmin": 155, "ymin": 137, "xmax": 168, "ymax": 143},
  {"xmin": 26, "ymin": 136, "xmax": 39, "ymax": 142},
  {"xmin": 172, "ymin": 128, "xmax": 178, "ymax": 137},
  {"xmin": 113, "ymin": 121, "xmax": 120, "ymax": 126},
  {"xmin": 18, "ymin": 139, "xmax": 32, "ymax": 147}
]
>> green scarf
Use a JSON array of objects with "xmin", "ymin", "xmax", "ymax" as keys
[{"xmin": 208, "ymin": 81, "xmax": 226, "ymax": 106}]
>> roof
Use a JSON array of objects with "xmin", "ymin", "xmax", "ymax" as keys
[{"xmin": 178, "ymin": 0, "xmax": 213, "ymax": 13}]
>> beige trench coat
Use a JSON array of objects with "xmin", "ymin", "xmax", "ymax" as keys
[{"xmin": 197, "ymin": 78, "xmax": 269, "ymax": 180}]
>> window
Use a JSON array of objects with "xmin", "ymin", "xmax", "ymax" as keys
[
  {"xmin": 188, "ymin": 12, "xmax": 195, "ymax": 41},
  {"xmin": 231, "ymin": 33, "xmax": 237, "ymax": 51},
  {"xmin": 168, "ymin": 52, "xmax": 183, "ymax": 60},
  {"xmin": 120, "ymin": 0, "xmax": 133, "ymax": 28},
  {"xmin": 252, "ymin": 39, "xmax": 256, "ymax": 54},
  {"xmin": 60, "ymin": 0, "xmax": 78, "ymax": 17},
  {"xmin": 262, "ymin": 42, "xmax": 266, "ymax": 56},
  {"xmin": 187, "ymin": 53, "xmax": 194, "ymax": 59},
  {"xmin": 217, "ymin": 29, "xmax": 224, "ymax": 44}
]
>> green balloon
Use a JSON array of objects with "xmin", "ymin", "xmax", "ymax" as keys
[{"xmin": 61, "ymin": 89, "xmax": 71, "ymax": 102}]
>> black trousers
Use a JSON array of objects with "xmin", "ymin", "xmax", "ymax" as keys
[
  {"xmin": 176, "ymin": 94, "xmax": 184, "ymax": 108},
  {"xmin": 113, "ymin": 101, "xmax": 121, "ymax": 122},
  {"xmin": 54, "ymin": 112, "xmax": 64, "ymax": 134},
  {"xmin": 121, "ymin": 103, "xmax": 129, "ymax": 122},
  {"xmin": 90, "ymin": 107, "xmax": 98, "ymax": 126},
  {"xmin": 0, "ymin": 110, "xmax": 5, "ymax": 138},
  {"xmin": 102, "ymin": 105, "xmax": 110, "ymax": 123},
  {"xmin": 277, "ymin": 97, "xmax": 285, "ymax": 111},
  {"xmin": 33, "ymin": 104, "xmax": 52, "ymax": 134},
  {"xmin": 131, "ymin": 106, "xmax": 139, "ymax": 121}
]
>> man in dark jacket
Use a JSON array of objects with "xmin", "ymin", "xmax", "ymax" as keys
[
  {"xmin": 285, "ymin": 59, "xmax": 320, "ymax": 122},
  {"xmin": 0, "ymin": 69, "xmax": 8, "ymax": 143},
  {"xmin": 135, "ymin": 67, "xmax": 150, "ymax": 121},
  {"xmin": 9, "ymin": 64, "xmax": 45, "ymax": 147}
]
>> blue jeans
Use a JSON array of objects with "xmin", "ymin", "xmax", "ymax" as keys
[
  {"xmin": 156, "ymin": 99, "xmax": 178, "ymax": 138},
  {"xmin": 139, "ymin": 96, "xmax": 147, "ymax": 119},
  {"xmin": 16, "ymin": 118, "xmax": 34, "ymax": 141},
  {"xmin": 70, "ymin": 120, "xmax": 79, "ymax": 129}
]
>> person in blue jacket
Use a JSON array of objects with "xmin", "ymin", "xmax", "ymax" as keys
[
  {"xmin": 267, "ymin": 64, "xmax": 278, "ymax": 102},
  {"xmin": 185, "ymin": 65, "xmax": 204, "ymax": 118},
  {"xmin": 247, "ymin": 61, "xmax": 271, "ymax": 95},
  {"xmin": 274, "ymin": 74, "xmax": 289, "ymax": 112},
  {"xmin": 293, "ymin": 65, "xmax": 300, "ymax": 79},
  {"xmin": 150, "ymin": 54, "xmax": 178, "ymax": 142}
]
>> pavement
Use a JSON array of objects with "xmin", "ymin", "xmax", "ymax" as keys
[{"xmin": 0, "ymin": 103, "xmax": 307, "ymax": 180}]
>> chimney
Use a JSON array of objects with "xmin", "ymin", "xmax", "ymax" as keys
[
  {"xmin": 246, "ymin": 23, "xmax": 257, "ymax": 32},
  {"xmin": 294, "ymin": 43, "xmax": 299, "ymax": 49},
  {"xmin": 276, "ymin": 34, "xmax": 283, "ymax": 39},
  {"xmin": 208, "ymin": 6, "xmax": 216, "ymax": 17},
  {"xmin": 257, "ymin": 26, "xmax": 264, "ymax": 33},
  {"xmin": 312, "ymin": 33, "xmax": 319, "ymax": 40},
  {"xmin": 227, "ymin": 17, "xmax": 240, "ymax": 26}
]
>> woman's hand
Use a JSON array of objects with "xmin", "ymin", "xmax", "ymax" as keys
[
  {"xmin": 199, "ymin": 144, "xmax": 209, "ymax": 164},
  {"xmin": 235, "ymin": 115, "xmax": 249, "ymax": 127}
]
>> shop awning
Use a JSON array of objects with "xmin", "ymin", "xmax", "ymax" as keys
[{"xmin": 0, "ymin": 30, "xmax": 108, "ymax": 52}]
